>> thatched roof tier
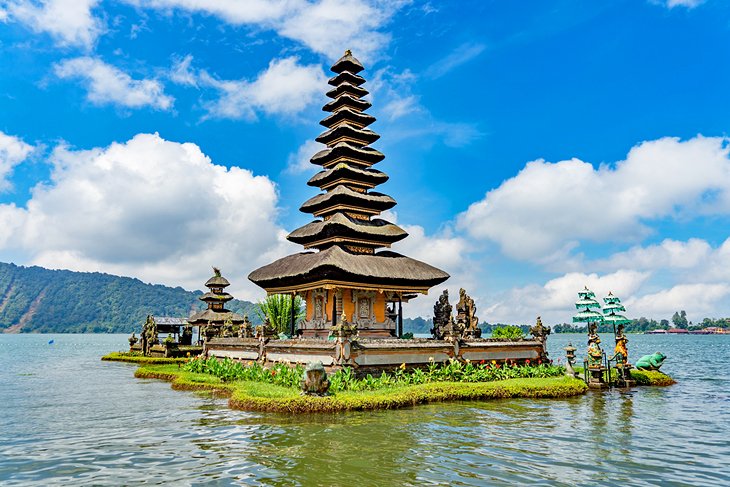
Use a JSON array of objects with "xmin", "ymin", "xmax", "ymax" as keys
[
  {"xmin": 287, "ymin": 213, "xmax": 407, "ymax": 248},
  {"xmin": 323, "ymin": 94, "xmax": 371, "ymax": 113},
  {"xmin": 300, "ymin": 185, "xmax": 396, "ymax": 217},
  {"xmin": 188, "ymin": 309, "xmax": 244, "ymax": 326},
  {"xmin": 311, "ymin": 142, "xmax": 384, "ymax": 167},
  {"xmin": 326, "ymin": 82, "xmax": 368, "ymax": 99},
  {"xmin": 199, "ymin": 291, "xmax": 234, "ymax": 302},
  {"xmin": 248, "ymin": 246, "xmax": 449, "ymax": 293},
  {"xmin": 331, "ymin": 50, "xmax": 364, "ymax": 74},
  {"xmin": 307, "ymin": 164, "xmax": 388, "ymax": 189},
  {"xmin": 205, "ymin": 274, "xmax": 230, "ymax": 288},
  {"xmin": 328, "ymin": 71, "xmax": 365, "ymax": 87},
  {"xmin": 316, "ymin": 123, "xmax": 379, "ymax": 147},
  {"xmin": 320, "ymin": 108, "xmax": 375, "ymax": 129}
]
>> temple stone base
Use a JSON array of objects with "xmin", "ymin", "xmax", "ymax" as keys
[{"xmin": 205, "ymin": 337, "xmax": 545, "ymax": 373}]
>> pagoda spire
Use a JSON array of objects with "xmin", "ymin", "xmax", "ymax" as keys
[{"xmin": 290, "ymin": 50, "xmax": 408, "ymax": 254}]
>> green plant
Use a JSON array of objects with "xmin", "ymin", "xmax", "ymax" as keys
[
  {"xmin": 490, "ymin": 325, "xmax": 525, "ymax": 339},
  {"xmin": 256, "ymin": 294, "xmax": 305, "ymax": 334}
]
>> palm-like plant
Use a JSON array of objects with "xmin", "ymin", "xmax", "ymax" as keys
[{"xmin": 256, "ymin": 294, "xmax": 305, "ymax": 334}]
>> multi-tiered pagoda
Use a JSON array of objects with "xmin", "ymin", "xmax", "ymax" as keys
[
  {"xmin": 249, "ymin": 50, "xmax": 449, "ymax": 338},
  {"xmin": 188, "ymin": 267, "xmax": 244, "ymax": 331}
]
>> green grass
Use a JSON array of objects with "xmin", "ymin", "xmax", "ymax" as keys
[
  {"xmin": 102, "ymin": 351, "xmax": 188, "ymax": 365},
  {"xmin": 629, "ymin": 369, "xmax": 676, "ymax": 386},
  {"xmin": 130, "ymin": 363, "xmax": 588, "ymax": 413},
  {"xmin": 574, "ymin": 365, "xmax": 675, "ymax": 386}
]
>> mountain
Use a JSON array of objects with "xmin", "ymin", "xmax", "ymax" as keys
[{"xmin": 0, "ymin": 262, "xmax": 259, "ymax": 333}]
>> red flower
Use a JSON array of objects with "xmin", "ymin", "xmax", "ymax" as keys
[
  {"xmin": 525, "ymin": 359, "xmax": 530, "ymax": 365},
  {"xmin": 480, "ymin": 360, "xmax": 486, "ymax": 365},
  {"xmin": 537, "ymin": 359, "xmax": 542, "ymax": 365}
]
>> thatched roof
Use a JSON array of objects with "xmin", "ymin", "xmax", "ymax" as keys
[
  {"xmin": 316, "ymin": 124, "xmax": 379, "ymax": 146},
  {"xmin": 311, "ymin": 141, "xmax": 384, "ymax": 166},
  {"xmin": 248, "ymin": 245, "xmax": 449, "ymax": 291},
  {"xmin": 188, "ymin": 309, "xmax": 244, "ymax": 325},
  {"xmin": 331, "ymin": 50, "xmax": 364, "ymax": 74},
  {"xmin": 328, "ymin": 71, "xmax": 365, "ymax": 87},
  {"xmin": 307, "ymin": 164, "xmax": 388, "ymax": 188},
  {"xmin": 287, "ymin": 213, "xmax": 408, "ymax": 246},
  {"xmin": 320, "ymin": 108, "xmax": 375, "ymax": 129},
  {"xmin": 323, "ymin": 94, "xmax": 371, "ymax": 113},
  {"xmin": 199, "ymin": 291, "xmax": 233, "ymax": 302},
  {"xmin": 326, "ymin": 82, "xmax": 368, "ymax": 99},
  {"xmin": 205, "ymin": 274, "xmax": 230, "ymax": 288},
  {"xmin": 300, "ymin": 186, "xmax": 396, "ymax": 215}
]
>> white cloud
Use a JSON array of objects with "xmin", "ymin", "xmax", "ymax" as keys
[
  {"xmin": 285, "ymin": 140, "xmax": 323, "ymax": 174},
  {"xmin": 0, "ymin": 8, "xmax": 7, "ymax": 21},
  {"xmin": 425, "ymin": 42, "xmax": 486, "ymax": 79},
  {"xmin": 7, "ymin": 0, "xmax": 102, "ymax": 49},
  {"xmin": 176, "ymin": 55, "xmax": 325, "ymax": 120},
  {"xmin": 663, "ymin": 0, "xmax": 704, "ymax": 8},
  {"xmin": 129, "ymin": 0, "xmax": 404, "ymax": 61},
  {"xmin": 458, "ymin": 135, "xmax": 730, "ymax": 262},
  {"xmin": 627, "ymin": 283, "xmax": 730, "ymax": 319},
  {"xmin": 54, "ymin": 57, "xmax": 174, "ymax": 110},
  {"xmin": 485, "ymin": 270, "xmax": 651, "ymax": 325},
  {"xmin": 0, "ymin": 131, "xmax": 34, "ymax": 191},
  {"xmin": 0, "ymin": 133, "xmax": 290, "ymax": 300},
  {"xmin": 595, "ymin": 238, "xmax": 712, "ymax": 271}
]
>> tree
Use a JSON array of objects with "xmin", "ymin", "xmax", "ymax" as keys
[
  {"xmin": 660, "ymin": 319, "xmax": 669, "ymax": 329},
  {"xmin": 256, "ymin": 294, "xmax": 305, "ymax": 334},
  {"xmin": 671, "ymin": 310, "xmax": 689, "ymax": 329}
]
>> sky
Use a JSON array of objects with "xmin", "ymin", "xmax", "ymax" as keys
[{"xmin": 1, "ymin": 0, "xmax": 729, "ymax": 325}]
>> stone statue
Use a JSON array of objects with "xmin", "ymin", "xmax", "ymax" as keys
[
  {"xmin": 586, "ymin": 323, "xmax": 603, "ymax": 368},
  {"xmin": 456, "ymin": 288, "xmax": 481, "ymax": 339},
  {"xmin": 240, "ymin": 315, "xmax": 254, "ymax": 338},
  {"xmin": 301, "ymin": 361, "xmax": 330, "ymax": 396},
  {"xmin": 431, "ymin": 290, "xmax": 453, "ymax": 339},
  {"xmin": 530, "ymin": 316, "xmax": 551, "ymax": 358},
  {"xmin": 143, "ymin": 315, "xmax": 157, "ymax": 355},
  {"xmin": 610, "ymin": 324, "xmax": 629, "ymax": 366},
  {"xmin": 180, "ymin": 325, "xmax": 193, "ymax": 346},
  {"xmin": 128, "ymin": 332, "xmax": 138, "ymax": 348},
  {"xmin": 258, "ymin": 318, "xmax": 279, "ymax": 339},
  {"xmin": 222, "ymin": 317, "xmax": 234, "ymax": 338},
  {"xmin": 635, "ymin": 352, "xmax": 667, "ymax": 371}
]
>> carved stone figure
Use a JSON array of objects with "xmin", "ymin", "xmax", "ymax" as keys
[
  {"xmin": 221, "ymin": 317, "xmax": 234, "ymax": 338},
  {"xmin": 257, "ymin": 318, "xmax": 279, "ymax": 339},
  {"xmin": 180, "ymin": 325, "xmax": 193, "ymax": 346},
  {"xmin": 635, "ymin": 352, "xmax": 667, "ymax": 371},
  {"xmin": 611, "ymin": 324, "xmax": 629, "ymax": 366},
  {"xmin": 530, "ymin": 316, "xmax": 551, "ymax": 358},
  {"xmin": 301, "ymin": 361, "xmax": 330, "ymax": 396},
  {"xmin": 144, "ymin": 315, "xmax": 158, "ymax": 355},
  {"xmin": 240, "ymin": 315, "xmax": 254, "ymax": 338},
  {"xmin": 128, "ymin": 332, "xmax": 138, "ymax": 348},
  {"xmin": 586, "ymin": 323, "xmax": 603, "ymax": 368},
  {"xmin": 456, "ymin": 288, "xmax": 481, "ymax": 339},
  {"xmin": 431, "ymin": 290, "xmax": 453, "ymax": 339}
]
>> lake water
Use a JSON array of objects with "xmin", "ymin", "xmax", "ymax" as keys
[{"xmin": 1, "ymin": 333, "xmax": 729, "ymax": 486}]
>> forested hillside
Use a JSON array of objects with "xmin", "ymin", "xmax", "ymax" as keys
[{"xmin": 0, "ymin": 262, "xmax": 259, "ymax": 333}]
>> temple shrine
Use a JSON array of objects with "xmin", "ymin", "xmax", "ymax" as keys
[
  {"xmin": 188, "ymin": 267, "xmax": 244, "ymax": 339},
  {"xmin": 249, "ymin": 51, "xmax": 449, "ymax": 338}
]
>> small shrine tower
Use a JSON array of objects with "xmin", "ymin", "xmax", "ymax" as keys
[
  {"xmin": 188, "ymin": 267, "xmax": 244, "ymax": 330},
  {"xmin": 249, "ymin": 51, "xmax": 449, "ymax": 338}
]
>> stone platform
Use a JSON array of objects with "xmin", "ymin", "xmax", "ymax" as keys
[{"xmin": 205, "ymin": 336, "xmax": 546, "ymax": 373}]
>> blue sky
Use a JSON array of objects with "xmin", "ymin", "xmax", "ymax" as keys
[{"xmin": 1, "ymin": 0, "xmax": 729, "ymax": 323}]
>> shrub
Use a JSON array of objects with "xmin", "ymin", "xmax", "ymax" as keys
[{"xmin": 491, "ymin": 325, "xmax": 525, "ymax": 339}]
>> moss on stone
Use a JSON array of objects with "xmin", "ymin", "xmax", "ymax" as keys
[{"xmin": 629, "ymin": 369, "xmax": 676, "ymax": 386}]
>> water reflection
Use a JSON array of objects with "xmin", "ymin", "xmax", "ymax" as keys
[{"xmin": 2, "ymin": 334, "xmax": 730, "ymax": 486}]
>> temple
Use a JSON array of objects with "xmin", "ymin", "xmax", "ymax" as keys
[
  {"xmin": 188, "ymin": 267, "xmax": 244, "ymax": 339},
  {"xmin": 249, "ymin": 51, "xmax": 449, "ymax": 338}
]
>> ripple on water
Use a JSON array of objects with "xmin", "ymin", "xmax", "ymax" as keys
[{"xmin": 1, "ymin": 333, "xmax": 730, "ymax": 486}]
